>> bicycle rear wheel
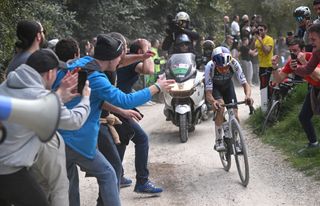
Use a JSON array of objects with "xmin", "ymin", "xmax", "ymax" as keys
[
  {"xmin": 219, "ymin": 138, "xmax": 231, "ymax": 171},
  {"xmin": 231, "ymin": 119, "xmax": 249, "ymax": 187},
  {"xmin": 262, "ymin": 100, "xmax": 280, "ymax": 134}
]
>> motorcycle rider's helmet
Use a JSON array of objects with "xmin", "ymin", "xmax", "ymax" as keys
[
  {"xmin": 174, "ymin": 34, "xmax": 192, "ymax": 53},
  {"xmin": 175, "ymin": 11, "xmax": 190, "ymax": 28},
  {"xmin": 175, "ymin": 11, "xmax": 190, "ymax": 22},
  {"xmin": 293, "ymin": 6, "xmax": 311, "ymax": 22},
  {"xmin": 212, "ymin": 46, "xmax": 232, "ymax": 67}
]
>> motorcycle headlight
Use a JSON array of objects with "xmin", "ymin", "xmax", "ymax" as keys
[{"xmin": 169, "ymin": 79, "xmax": 195, "ymax": 97}]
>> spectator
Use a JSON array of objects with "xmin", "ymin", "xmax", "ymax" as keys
[
  {"xmin": 53, "ymin": 34, "xmax": 175, "ymax": 206},
  {"xmin": 55, "ymin": 37, "xmax": 80, "ymax": 63},
  {"xmin": 6, "ymin": 20, "xmax": 46, "ymax": 75},
  {"xmin": 271, "ymin": 38, "xmax": 320, "ymax": 150},
  {"xmin": 253, "ymin": 23, "xmax": 274, "ymax": 112},
  {"xmin": 293, "ymin": 23, "xmax": 320, "ymax": 77},
  {"xmin": 0, "ymin": 49, "xmax": 90, "ymax": 206},
  {"xmin": 221, "ymin": 35, "xmax": 234, "ymax": 50},
  {"xmin": 223, "ymin": 15, "xmax": 231, "ymax": 38},
  {"xmin": 231, "ymin": 15, "xmax": 240, "ymax": 44},
  {"xmin": 313, "ymin": 0, "xmax": 320, "ymax": 24},
  {"xmin": 240, "ymin": 37, "xmax": 257, "ymax": 86},
  {"xmin": 293, "ymin": 6, "xmax": 313, "ymax": 52}
]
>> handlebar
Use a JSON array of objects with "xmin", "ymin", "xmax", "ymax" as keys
[{"xmin": 221, "ymin": 101, "xmax": 255, "ymax": 115}]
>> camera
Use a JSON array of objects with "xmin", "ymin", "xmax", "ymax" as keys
[{"xmin": 252, "ymin": 29, "xmax": 260, "ymax": 35}]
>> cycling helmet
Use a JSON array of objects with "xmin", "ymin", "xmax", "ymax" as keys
[
  {"xmin": 175, "ymin": 34, "xmax": 191, "ymax": 45},
  {"xmin": 293, "ymin": 6, "xmax": 311, "ymax": 20},
  {"xmin": 202, "ymin": 40, "xmax": 215, "ymax": 51},
  {"xmin": 175, "ymin": 11, "xmax": 190, "ymax": 22},
  {"xmin": 211, "ymin": 46, "xmax": 232, "ymax": 67}
]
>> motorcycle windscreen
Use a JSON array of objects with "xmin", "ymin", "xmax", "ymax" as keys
[{"xmin": 167, "ymin": 53, "xmax": 196, "ymax": 83}]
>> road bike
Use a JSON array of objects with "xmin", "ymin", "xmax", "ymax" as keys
[
  {"xmin": 261, "ymin": 80, "xmax": 303, "ymax": 133},
  {"xmin": 217, "ymin": 101, "xmax": 253, "ymax": 187}
]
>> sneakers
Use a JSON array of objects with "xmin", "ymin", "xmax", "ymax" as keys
[
  {"xmin": 214, "ymin": 139, "xmax": 226, "ymax": 152},
  {"xmin": 134, "ymin": 180, "xmax": 163, "ymax": 195},
  {"xmin": 120, "ymin": 176, "xmax": 132, "ymax": 188},
  {"xmin": 308, "ymin": 142, "xmax": 320, "ymax": 148},
  {"xmin": 297, "ymin": 142, "xmax": 320, "ymax": 154}
]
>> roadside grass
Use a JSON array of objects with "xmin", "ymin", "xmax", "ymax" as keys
[{"xmin": 247, "ymin": 83, "xmax": 320, "ymax": 179}]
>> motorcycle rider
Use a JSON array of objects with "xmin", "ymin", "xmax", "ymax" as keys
[
  {"xmin": 162, "ymin": 11, "xmax": 199, "ymax": 54},
  {"xmin": 173, "ymin": 34, "xmax": 194, "ymax": 53},
  {"xmin": 205, "ymin": 46, "xmax": 253, "ymax": 151}
]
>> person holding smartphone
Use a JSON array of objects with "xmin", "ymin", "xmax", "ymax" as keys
[
  {"xmin": 253, "ymin": 23, "xmax": 274, "ymax": 112},
  {"xmin": 53, "ymin": 34, "xmax": 175, "ymax": 206},
  {"xmin": 272, "ymin": 38, "xmax": 320, "ymax": 151}
]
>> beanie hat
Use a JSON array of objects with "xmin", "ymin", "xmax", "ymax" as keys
[
  {"xmin": 94, "ymin": 34, "xmax": 123, "ymax": 61},
  {"xmin": 16, "ymin": 20, "xmax": 41, "ymax": 50},
  {"xmin": 26, "ymin": 49, "xmax": 67, "ymax": 73}
]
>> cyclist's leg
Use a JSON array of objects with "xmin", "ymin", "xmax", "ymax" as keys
[
  {"xmin": 212, "ymin": 88, "xmax": 225, "ymax": 151},
  {"xmin": 222, "ymin": 81, "xmax": 239, "ymax": 122}
]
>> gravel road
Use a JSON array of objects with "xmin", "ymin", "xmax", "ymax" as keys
[{"xmin": 80, "ymin": 85, "xmax": 320, "ymax": 206}]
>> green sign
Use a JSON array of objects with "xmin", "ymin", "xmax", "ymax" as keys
[{"xmin": 172, "ymin": 67, "xmax": 188, "ymax": 75}]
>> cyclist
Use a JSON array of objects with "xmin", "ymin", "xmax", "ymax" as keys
[
  {"xmin": 271, "ymin": 38, "xmax": 320, "ymax": 149},
  {"xmin": 205, "ymin": 46, "xmax": 253, "ymax": 151}
]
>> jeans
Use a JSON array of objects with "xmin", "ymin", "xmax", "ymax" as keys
[
  {"xmin": 97, "ymin": 125, "xmax": 122, "ymax": 188},
  {"xmin": 240, "ymin": 60, "xmax": 253, "ymax": 85},
  {"xmin": 299, "ymin": 91, "xmax": 318, "ymax": 144},
  {"xmin": 0, "ymin": 168, "xmax": 49, "ymax": 206},
  {"xmin": 66, "ymin": 145, "xmax": 120, "ymax": 206},
  {"xmin": 116, "ymin": 118, "xmax": 149, "ymax": 185}
]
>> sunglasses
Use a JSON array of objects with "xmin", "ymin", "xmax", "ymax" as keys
[{"xmin": 258, "ymin": 28, "xmax": 264, "ymax": 32}]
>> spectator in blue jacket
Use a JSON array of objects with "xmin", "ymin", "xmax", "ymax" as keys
[{"xmin": 53, "ymin": 34, "xmax": 174, "ymax": 206}]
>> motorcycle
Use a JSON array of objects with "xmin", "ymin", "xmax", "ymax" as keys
[{"xmin": 163, "ymin": 53, "xmax": 207, "ymax": 143}]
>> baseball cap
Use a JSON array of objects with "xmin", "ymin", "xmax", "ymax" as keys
[
  {"xmin": 26, "ymin": 49, "xmax": 67, "ymax": 73},
  {"xmin": 94, "ymin": 34, "xmax": 123, "ymax": 61}
]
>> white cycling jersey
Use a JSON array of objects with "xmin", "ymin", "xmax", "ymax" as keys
[{"xmin": 204, "ymin": 58, "xmax": 247, "ymax": 91}]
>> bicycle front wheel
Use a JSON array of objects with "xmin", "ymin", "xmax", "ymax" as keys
[
  {"xmin": 262, "ymin": 100, "xmax": 280, "ymax": 134},
  {"xmin": 231, "ymin": 119, "xmax": 249, "ymax": 187},
  {"xmin": 219, "ymin": 138, "xmax": 231, "ymax": 171}
]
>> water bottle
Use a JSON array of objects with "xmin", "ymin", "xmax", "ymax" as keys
[{"xmin": 222, "ymin": 121, "xmax": 229, "ymax": 138}]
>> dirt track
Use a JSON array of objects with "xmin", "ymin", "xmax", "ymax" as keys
[{"xmin": 80, "ymin": 85, "xmax": 320, "ymax": 206}]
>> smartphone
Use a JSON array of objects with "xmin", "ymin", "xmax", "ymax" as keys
[
  {"xmin": 133, "ymin": 108, "xmax": 144, "ymax": 119},
  {"xmin": 77, "ymin": 70, "xmax": 88, "ymax": 94},
  {"xmin": 290, "ymin": 52, "xmax": 297, "ymax": 60}
]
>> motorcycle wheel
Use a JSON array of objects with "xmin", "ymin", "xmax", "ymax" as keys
[{"xmin": 179, "ymin": 114, "xmax": 188, "ymax": 143}]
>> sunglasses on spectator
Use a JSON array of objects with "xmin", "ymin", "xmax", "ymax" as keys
[{"xmin": 258, "ymin": 28, "xmax": 264, "ymax": 32}]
